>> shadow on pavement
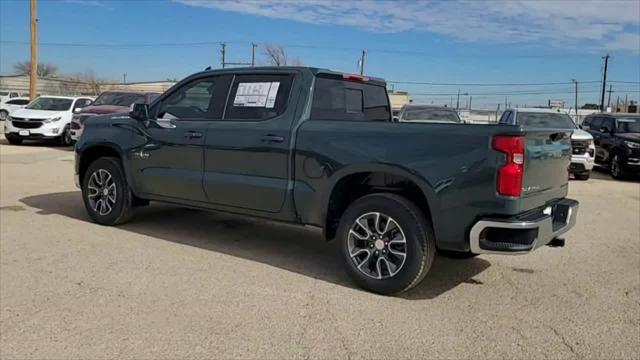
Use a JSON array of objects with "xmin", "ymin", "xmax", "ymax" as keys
[{"xmin": 21, "ymin": 191, "xmax": 491, "ymax": 300}]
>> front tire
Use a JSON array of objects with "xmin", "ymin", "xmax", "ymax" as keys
[
  {"xmin": 58, "ymin": 124, "xmax": 73, "ymax": 146},
  {"xmin": 0, "ymin": 110, "xmax": 8, "ymax": 121},
  {"xmin": 338, "ymin": 193, "xmax": 435, "ymax": 295},
  {"xmin": 5, "ymin": 134, "xmax": 23, "ymax": 145},
  {"xmin": 610, "ymin": 154, "xmax": 626, "ymax": 179},
  {"xmin": 81, "ymin": 157, "xmax": 134, "ymax": 225}
]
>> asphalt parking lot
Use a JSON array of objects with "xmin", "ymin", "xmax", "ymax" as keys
[{"xmin": 1, "ymin": 137, "xmax": 639, "ymax": 359}]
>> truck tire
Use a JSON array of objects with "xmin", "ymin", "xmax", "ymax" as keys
[
  {"xmin": 5, "ymin": 134, "xmax": 23, "ymax": 145},
  {"xmin": 337, "ymin": 193, "xmax": 435, "ymax": 295},
  {"xmin": 574, "ymin": 171, "xmax": 590, "ymax": 181},
  {"xmin": 81, "ymin": 156, "xmax": 134, "ymax": 225}
]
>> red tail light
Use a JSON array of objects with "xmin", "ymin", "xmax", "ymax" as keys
[
  {"xmin": 342, "ymin": 73, "xmax": 369, "ymax": 82},
  {"xmin": 493, "ymin": 135, "xmax": 525, "ymax": 197}
]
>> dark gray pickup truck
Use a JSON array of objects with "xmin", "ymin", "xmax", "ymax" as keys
[{"xmin": 75, "ymin": 67, "xmax": 579, "ymax": 294}]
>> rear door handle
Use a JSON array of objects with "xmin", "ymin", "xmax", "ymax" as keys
[
  {"xmin": 261, "ymin": 134, "xmax": 284, "ymax": 143},
  {"xmin": 184, "ymin": 131, "xmax": 203, "ymax": 139}
]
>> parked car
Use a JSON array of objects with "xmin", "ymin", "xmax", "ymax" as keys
[
  {"xmin": 70, "ymin": 91, "xmax": 160, "ymax": 141},
  {"xmin": 0, "ymin": 97, "xmax": 31, "ymax": 121},
  {"xmin": 0, "ymin": 90, "xmax": 22, "ymax": 105},
  {"xmin": 396, "ymin": 105, "xmax": 462, "ymax": 123},
  {"xmin": 582, "ymin": 113, "xmax": 640, "ymax": 179},
  {"xmin": 75, "ymin": 67, "xmax": 578, "ymax": 294},
  {"xmin": 499, "ymin": 108, "xmax": 595, "ymax": 180},
  {"xmin": 4, "ymin": 96, "xmax": 94, "ymax": 146}
]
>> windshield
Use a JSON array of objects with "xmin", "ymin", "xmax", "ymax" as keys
[
  {"xmin": 401, "ymin": 107, "xmax": 461, "ymax": 123},
  {"xmin": 25, "ymin": 97, "xmax": 73, "ymax": 111},
  {"xmin": 93, "ymin": 92, "xmax": 146, "ymax": 106},
  {"xmin": 518, "ymin": 112, "xmax": 576, "ymax": 129},
  {"xmin": 616, "ymin": 117, "xmax": 640, "ymax": 133}
]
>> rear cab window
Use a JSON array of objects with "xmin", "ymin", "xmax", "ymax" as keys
[{"xmin": 310, "ymin": 75, "xmax": 390, "ymax": 121}]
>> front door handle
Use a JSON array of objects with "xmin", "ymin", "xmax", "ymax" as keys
[
  {"xmin": 184, "ymin": 131, "xmax": 203, "ymax": 139},
  {"xmin": 261, "ymin": 134, "xmax": 284, "ymax": 143}
]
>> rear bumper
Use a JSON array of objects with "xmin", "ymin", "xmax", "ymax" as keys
[{"xmin": 469, "ymin": 198, "xmax": 579, "ymax": 255}]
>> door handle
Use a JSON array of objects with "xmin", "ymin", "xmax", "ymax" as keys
[
  {"xmin": 260, "ymin": 134, "xmax": 284, "ymax": 143},
  {"xmin": 184, "ymin": 131, "xmax": 203, "ymax": 139}
]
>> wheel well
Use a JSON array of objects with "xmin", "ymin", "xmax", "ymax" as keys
[
  {"xmin": 79, "ymin": 146, "xmax": 121, "ymax": 184},
  {"xmin": 324, "ymin": 172, "xmax": 432, "ymax": 241}
]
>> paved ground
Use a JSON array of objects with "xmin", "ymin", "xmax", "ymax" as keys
[{"xmin": 1, "ymin": 136, "xmax": 639, "ymax": 359}]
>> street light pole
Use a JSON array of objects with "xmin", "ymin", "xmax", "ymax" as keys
[{"xmin": 29, "ymin": 0, "xmax": 38, "ymax": 100}]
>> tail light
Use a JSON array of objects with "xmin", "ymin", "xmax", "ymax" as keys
[
  {"xmin": 493, "ymin": 135, "xmax": 525, "ymax": 197},
  {"xmin": 342, "ymin": 73, "xmax": 369, "ymax": 82}
]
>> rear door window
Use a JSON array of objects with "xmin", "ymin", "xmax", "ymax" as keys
[
  {"xmin": 223, "ymin": 74, "xmax": 294, "ymax": 121},
  {"xmin": 311, "ymin": 77, "xmax": 390, "ymax": 121},
  {"xmin": 589, "ymin": 117, "xmax": 603, "ymax": 131}
]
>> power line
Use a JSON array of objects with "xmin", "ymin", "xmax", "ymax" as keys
[{"xmin": 387, "ymin": 80, "xmax": 601, "ymax": 86}]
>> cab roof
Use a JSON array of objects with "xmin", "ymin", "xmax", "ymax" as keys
[{"xmin": 197, "ymin": 66, "xmax": 387, "ymax": 86}]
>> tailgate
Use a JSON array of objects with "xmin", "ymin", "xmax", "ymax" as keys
[{"xmin": 521, "ymin": 129, "xmax": 572, "ymax": 203}]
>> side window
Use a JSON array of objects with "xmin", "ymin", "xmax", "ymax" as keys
[
  {"xmin": 73, "ymin": 99, "xmax": 91, "ymax": 111},
  {"xmin": 157, "ymin": 76, "xmax": 230, "ymax": 120},
  {"xmin": 589, "ymin": 117, "xmax": 603, "ymax": 131},
  {"xmin": 602, "ymin": 118, "xmax": 615, "ymax": 131},
  {"xmin": 582, "ymin": 117, "xmax": 592, "ymax": 127},
  {"xmin": 310, "ymin": 77, "xmax": 390, "ymax": 121},
  {"xmin": 7, "ymin": 99, "xmax": 29, "ymax": 105},
  {"xmin": 224, "ymin": 74, "xmax": 294, "ymax": 121},
  {"xmin": 501, "ymin": 111, "xmax": 513, "ymax": 124}
]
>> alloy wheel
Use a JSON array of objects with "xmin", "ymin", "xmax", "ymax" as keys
[
  {"xmin": 347, "ymin": 212, "xmax": 407, "ymax": 279},
  {"xmin": 87, "ymin": 169, "xmax": 117, "ymax": 215}
]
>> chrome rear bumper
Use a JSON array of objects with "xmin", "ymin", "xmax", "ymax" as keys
[{"xmin": 469, "ymin": 199, "xmax": 579, "ymax": 255}]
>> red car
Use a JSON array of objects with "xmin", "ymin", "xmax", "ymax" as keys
[{"xmin": 70, "ymin": 91, "xmax": 160, "ymax": 141}]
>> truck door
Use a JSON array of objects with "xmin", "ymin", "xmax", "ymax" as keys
[
  {"xmin": 130, "ymin": 75, "xmax": 231, "ymax": 202},
  {"xmin": 203, "ymin": 72, "xmax": 299, "ymax": 213}
]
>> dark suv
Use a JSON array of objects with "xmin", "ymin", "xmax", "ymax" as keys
[{"xmin": 582, "ymin": 113, "xmax": 640, "ymax": 178}]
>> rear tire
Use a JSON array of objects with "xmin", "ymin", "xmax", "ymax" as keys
[
  {"xmin": 338, "ymin": 193, "xmax": 435, "ymax": 295},
  {"xmin": 5, "ymin": 134, "xmax": 23, "ymax": 145},
  {"xmin": 81, "ymin": 157, "xmax": 134, "ymax": 225}
]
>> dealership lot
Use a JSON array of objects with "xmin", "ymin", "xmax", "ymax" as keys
[{"xmin": 1, "ymin": 139, "xmax": 638, "ymax": 359}]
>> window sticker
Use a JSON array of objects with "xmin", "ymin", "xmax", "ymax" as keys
[{"xmin": 233, "ymin": 82, "xmax": 280, "ymax": 108}]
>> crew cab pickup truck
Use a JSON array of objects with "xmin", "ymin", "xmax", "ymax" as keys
[{"xmin": 75, "ymin": 67, "xmax": 579, "ymax": 294}]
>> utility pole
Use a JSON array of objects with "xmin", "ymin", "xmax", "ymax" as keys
[
  {"xmin": 220, "ymin": 42, "xmax": 226, "ymax": 69},
  {"xmin": 504, "ymin": 96, "xmax": 508, "ymax": 109},
  {"xmin": 616, "ymin": 96, "xmax": 620, "ymax": 112},
  {"xmin": 624, "ymin": 94, "xmax": 628, "ymax": 112},
  {"xmin": 572, "ymin": 79, "xmax": 578, "ymax": 117},
  {"xmin": 251, "ymin": 43, "xmax": 257, "ymax": 66},
  {"xmin": 600, "ymin": 54, "xmax": 610, "ymax": 111},
  {"xmin": 123, "ymin": 73, "xmax": 127, "ymax": 84},
  {"xmin": 468, "ymin": 95, "xmax": 472, "ymax": 110},
  {"xmin": 29, "ymin": 0, "xmax": 38, "ymax": 100},
  {"xmin": 359, "ymin": 49, "xmax": 366, "ymax": 75},
  {"xmin": 607, "ymin": 84, "xmax": 613, "ymax": 109}
]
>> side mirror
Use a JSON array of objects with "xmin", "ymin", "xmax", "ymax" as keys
[
  {"xmin": 73, "ymin": 107, "xmax": 83, "ymax": 113},
  {"xmin": 600, "ymin": 126, "xmax": 610, "ymax": 134},
  {"xmin": 392, "ymin": 116, "xmax": 399, "ymax": 122},
  {"xmin": 130, "ymin": 103, "xmax": 150, "ymax": 121}
]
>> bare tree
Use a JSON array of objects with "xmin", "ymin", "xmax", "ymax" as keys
[
  {"xmin": 264, "ymin": 43, "xmax": 287, "ymax": 66},
  {"xmin": 263, "ymin": 43, "xmax": 303, "ymax": 66},
  {"xmin": 13, "ymin": 61, "xmax": 59, "ymax": 77}
]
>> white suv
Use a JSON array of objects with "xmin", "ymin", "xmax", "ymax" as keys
[
  {"xmin": 499, "ymin": 108, "xmax": 595, "ymax": 180},
  {"xmin": 0, "ymin": 97, "xmax": 31, "ymax": 121},
  {"xmin": 4, "ymin": 96, "xmax": 94, "ymax": 146}
]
